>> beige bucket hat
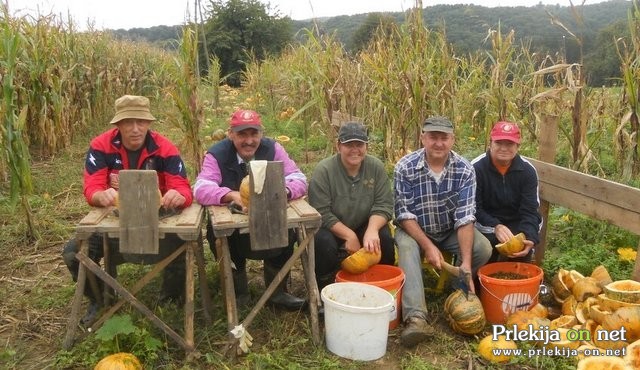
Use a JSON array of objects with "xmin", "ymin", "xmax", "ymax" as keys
[{"xmin": 110, "ymin": 95, "xmax": 156, "ymax": 124}]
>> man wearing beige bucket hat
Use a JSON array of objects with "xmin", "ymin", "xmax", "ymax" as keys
[{"xmin": 62, "ymin": 95, "xmax": 194, "ymax": 325}]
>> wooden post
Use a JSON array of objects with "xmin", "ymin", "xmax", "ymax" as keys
[
  {"xmin": 248, "ymin": 161, "xmax": 288, "ymax": 250},
  {"xmin": 634, "ymin": 240, "xmax": 640, "ymax": 282},
  {"xmin": 535, "ymin": 113, "xmax": 559, "ymax": 265}
]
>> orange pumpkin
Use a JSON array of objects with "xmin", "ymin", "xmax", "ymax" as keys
[
  {"xmin": 94, "ymin": 352, "xmax": 142, "ymax": 370},
  {"xmin": 444, "ymin": 289, "xmax": 486, "ymax": 335},
  {"xmin": 341, "ymin": 248, "xmax": 381, "ymax": 274},
  {"xmin": 477, "ymin": 334, "xmax": 517, "ymax": 363}
]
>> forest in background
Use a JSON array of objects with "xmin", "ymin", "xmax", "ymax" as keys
[{"xmin": 114, "ymin": 0, "xmax": 634, "ymax": 86}]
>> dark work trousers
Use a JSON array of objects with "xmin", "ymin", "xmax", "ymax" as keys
[
  {"xmin": 206, "ymin": 221, "xmax": 297, "ymax": 272},
  {"xmin": 314, "ymin": 222, "xmax": 396, "ymax": 281},
  {"xmin": 62, "ymin": 233, "xmax": 186, "ymax": 302}
]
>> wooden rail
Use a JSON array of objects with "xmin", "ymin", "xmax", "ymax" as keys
[{"xmin": 531, "ymin": 114, "xmax": 640, "ymax": 281}]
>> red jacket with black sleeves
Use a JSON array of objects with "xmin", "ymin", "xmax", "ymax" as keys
[{"xmin": 83, "ymin": 127, "xmax": 193, "ymax": 208}]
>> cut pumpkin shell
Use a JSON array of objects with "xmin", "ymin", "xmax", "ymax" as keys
[
  {"xmin": 590, "ymin": 265, "xmax": 613, "ymax": 288},
  {"xmin": 587, "ymin": 304, "xmax": 609, "ymax": 324},
  {"xmin": 572, "ymin": 277, "xmax": 603, "ymax": 302},
  {"xmin": 577, "ymin": 355, "xmax": 630, "ymax": 370},
  {"xmin": 598, "ymin": 293, "xmax": 640, "ymax": 312},
  {"xmin": 603, "ymin": 280, "xmax": 640, "ymax": 304}
]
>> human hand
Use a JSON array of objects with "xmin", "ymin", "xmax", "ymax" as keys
[
  {"xmin": 423, "ymin": 244, "xmax": 443, "ymax": 270},
  {"xmin": 510, "ymin": 239, "xmax": 534, "ymax": 258},
  {"xmin": 362, "ymin": 228, "xmax": 381, "ymax": 253},
  {"xmin": 92, "ymin": 188, "xmax": 118, "ymax": 207},
  {"xmin": 161, "ymin": 189, "xmax": 186, "ymax": 209},
  {"xmin": 344, "ymin": 235, "xmax": 362, "ymax": 255},
  {"xmin": 494, "ymin": 224, "xmax": 515, "ymax": 244}
]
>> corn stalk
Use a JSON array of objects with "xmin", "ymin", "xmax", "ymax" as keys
[{"xmin": 1, "ymin": 11, "xmax": 36, "ymax": 239}]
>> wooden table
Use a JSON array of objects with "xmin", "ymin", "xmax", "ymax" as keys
[
  {"xmin": 62, "ymin": 202, "xmax": 212, "ymax": 353},
  {"xmin": 208, "ymin": 198, "xmax": 322, "ymax": 353}
]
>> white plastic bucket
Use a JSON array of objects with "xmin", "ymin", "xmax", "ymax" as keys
[{"xmin": 321, "ymin": 282, "xmax": 394, "ymax": 361}]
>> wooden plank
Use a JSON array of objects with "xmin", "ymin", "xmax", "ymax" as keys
[
  {"xmin": 209, "ymin": 205, "xmax": 234, "ymax": 225},
  {"xmin": 249, "ymin": 161, "xmax": 288, "ymax": 250},
  {"xmin": 538, "ymin": 181, "xmax": 640, "ymax": 235},
  {"xmin": 535, "ymin": 114, "xmax": 558, "ymax": 265},
  {"xmin": 79, "ymin": 207, "xmax": 112, "ymax": 225},
  {"xmin": 175, "ymin": 203, "xmax": 204, "ymax": 226},
  {"xmin": 529, "ymin": 158, "xmax": 640, "ymax": 213},
  {"xmin": 118, "ymin": 170, "xmax": 160, "ymax": 254},
  {"xmin": 289, "ymin": 198, "xmax": 320, "ymax": 217}
]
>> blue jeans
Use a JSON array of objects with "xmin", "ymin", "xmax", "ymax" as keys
[{"xmin": 395, "ymin": 227, "xmax": 492, "ymax": 322}]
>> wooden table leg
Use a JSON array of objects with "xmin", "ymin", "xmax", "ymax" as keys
[
  {"xmin": 215, "ymin": 236, "xmax": 238, "ymax": 356},
  {"xmin": 185, "ymin": 241, "xmax": 195, "ymax": 350},
  {"xmin": 62, "ymin": 239, "xmax": 89, "ymax": 349},
  {"xmin": 299, "ymin": 226, "xmax": 321, "ymax": 345}
]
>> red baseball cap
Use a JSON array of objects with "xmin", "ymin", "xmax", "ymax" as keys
[
  {"xmin": 229, "ymin": 109, "xmax": 264, "ymax": 132},
  {"xmin": 490, "ymin": 121, "xmax": 521, "ymax": 144}
]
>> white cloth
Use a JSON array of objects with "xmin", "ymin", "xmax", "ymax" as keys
[{"xmin": 250, "ymin": 160, "xmax": 267, "ymax": 194}]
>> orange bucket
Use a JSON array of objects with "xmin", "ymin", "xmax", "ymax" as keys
[
  {"xmin": 478, "ymin": 262, "xmax": 544, "ymax": 324},
  {"xmin": 336, "ymin": 264, "xmax": 404, "ymax": 329}
]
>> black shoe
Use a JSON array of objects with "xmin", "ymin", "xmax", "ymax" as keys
[
  {"xmin": 268, "ymin": 292, "xmax": 307, "ymax": 311},
  {"xmin": 81, "ymin": 302, "xmax": 100, "ymax": 326}
]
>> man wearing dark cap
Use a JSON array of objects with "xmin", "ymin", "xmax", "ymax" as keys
[
  {"xmin": 472, "ymin": 121, "xmax": 541, "ymax": 262},
  {"xmin": 393, "ymin": 116, "xmax": 492, "ymax": 347},
  {"xmin": 193, "ymin": 109, "xmax": 307, "ymax": 310},
  {"xmin": 308, "ymin": 122, "xmax": 395, "ymax": 295},
  {"xmin": 62, "ymin": 95, "xmax": 193, "ymax": 324}
]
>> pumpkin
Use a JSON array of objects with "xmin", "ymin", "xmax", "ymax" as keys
[
  {"xmin": 577, "ymin": 356, "xmax": 629, "ymax": 370},
  {"xmin": 572, "ymin": 277, "xmax": 603, "ymax": 302},
  {"xmin": 506, "ymin": 310, "xmax": 551, "ymax": 332},
  {"xmin": 495, "ymin": 232, "xmax": 526, "ymax": 256},
  {"xmin": 543, "ymin": 327, "xmax": 581, "ymax": 352},
  {"xmin": 592, "ymin": 324, "xmax": 629, "ymax": 351},
  {"xmin": 575, "ymin": 344, "xmax": 599, "ymax": 362},
  {"xmin": 477, "ymin": 334, "xmax": 517, "ymax": 363},
  {"xmin": 588, "ymin": 304, "xmax": 609, "ymax": 324},
  {"xmin": 94, "ymin": 352, "xmax": 142, "ymax": 370},
  {"xmin": 443, "ymin": 289, "xmax": 486, "ymax": 335},
  {"xmin": 625, "ymin": 338, "xmax": 640, "ymax": 370},
  {"xmin": 529, "ymin": 303, "xmax": 549, "ymax": 319},
  {"xmin": 562, "ymin": 295, "xmax": 578, "ymax": 316},
  {"xmin": 590, "ymin": 265, "xmax": 613, "ymax": 288},
  {"xmin": 239, "ymin": 175, "xmax": 251, "ymax": 208},
  {"xmin": 340, "ymin": 248, "xmax": 381, "ymax": 274},
  {"xmin": 603, "ymin": 280, "xmax": 640, "ymax": 304},
  {"xmin": 601, "ymin": 306, "xmax": 640, "ymax": 342},
  {"xmin": 550, "ymin": 315, "xmax": 577, "ymax": 329},
  {"xmin": 598, "ymin": 293, "xmax": 640, "ymax": 312}
]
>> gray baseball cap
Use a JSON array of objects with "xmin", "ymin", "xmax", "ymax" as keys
[
  {"xmin": 338, "ymin": 122, "xmax": 369, "ymax": 143},
  {"xmin": 422, "ymin": 116, "xmax": 454, "ymax": 133}
]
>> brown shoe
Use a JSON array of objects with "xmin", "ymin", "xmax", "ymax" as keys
[{"xmin": 400, "ymin": 316, "xmax": 434, "ymax": 347}]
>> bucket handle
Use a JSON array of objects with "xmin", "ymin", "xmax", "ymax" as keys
[{"xmin": 478, "ymin": 278, "xmax": 542, "ymax": 310}]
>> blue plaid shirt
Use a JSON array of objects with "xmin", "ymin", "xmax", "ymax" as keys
[{"xmin": 394, "ymin": 148, "xmax": 477, "ymax": 241}]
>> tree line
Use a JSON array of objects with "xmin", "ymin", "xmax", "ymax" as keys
[{"xmin": 111, "ymin": 0, "xmax": 634, "ymax": 87}]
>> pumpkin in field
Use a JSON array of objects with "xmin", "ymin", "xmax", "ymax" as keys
[
  {"xmin": 625, "ymin": 339, "xmax": 640, "ymax": 370},
  {"xmin": 477, "ymin": 334, "xmax": 517, "ymax": 363},
  {"xmin": 576, "ymin": 356, "xmax": 629, "ymax": 370},
  {"xmin": 601, "ymin": 306, "xmax": 640, "ymax": 342},
  {"xmin": 340, "ymin": 248, "xmax": 381, "ymax": 274},
  {"xmin": 506, "ymin": 310, "xmax": 551, "ymax": 332},
  {"xmin": 572, "ymin": 277, "xmax": 602, "ymax": 302},
  {"xmin": 239, "ymin": 175, "xmax": 251, "ymax": 208},
  {"xmin": 444, "ymin": 289, "xmax": 486, "ymax": 335},
  {"xmin": 94, "ymin": 352, "xmax": 142, "ymax": 370},
  {"xmin": 603, "ymin": 280, "xmax": 640, "ymax": 304},
  {"xmin": 590, "ymin": 265, "xmax": 613, "ymax": 288}
]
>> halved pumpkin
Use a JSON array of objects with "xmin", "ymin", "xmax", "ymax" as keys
[
  {"xmin": 576, "ymin": 355, "xmax": 629, "ymax": 370},
  {"xmin": 603, "ymin": 280, "xmax": 640, "ymax": 304},
  {"xmin": 572, "ymin": 277, "xmax": 603, "ymax": 302},
  {"xmin": 495, "ymin": 233, "xmax": 526, "ymax": 256},
  {"xmin": 625, "ymin": 338, "xmax": 640, "ymax": 370},
  {"xmin": 601, "ymin": 306, "xmax": 640, "ymax": 342},
  {"xmin": 598, "ymin": 293, "xmax": 640, "ymax": 312},
  {"xmin": 590, "ymin": 265, "xmax": 613, "ymax": 288}
]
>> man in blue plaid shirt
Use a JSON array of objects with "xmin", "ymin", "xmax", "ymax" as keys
[{"xmin": 393, "ymin": 116, "xmax": 492, "ymax": 347}]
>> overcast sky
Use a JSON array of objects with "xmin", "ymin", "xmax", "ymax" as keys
[{"xmin": 8, "ymin": 0, "xmax": 612, "ymax": 31}]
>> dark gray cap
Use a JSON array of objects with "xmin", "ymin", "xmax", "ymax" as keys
[
  {"xmin": 338, "ymin": 122, "xmax": 369, "ymax": 143},
  {"xmin": 422, "ymin": 116, "xmax": 454, "ymax": 133}
]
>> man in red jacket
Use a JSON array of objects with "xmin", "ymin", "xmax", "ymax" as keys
[{"xmin": 62, "ymin": 95, "xmax": 193, "ymax": 325}]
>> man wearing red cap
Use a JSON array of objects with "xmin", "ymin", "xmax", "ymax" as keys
[
  {"xmin": 194, "ymin": 109, "xmax": 307, "ymax": 310},
  {"xmin": 471, "ymin": 121, "xmax": 542, "ymax": 262}
]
